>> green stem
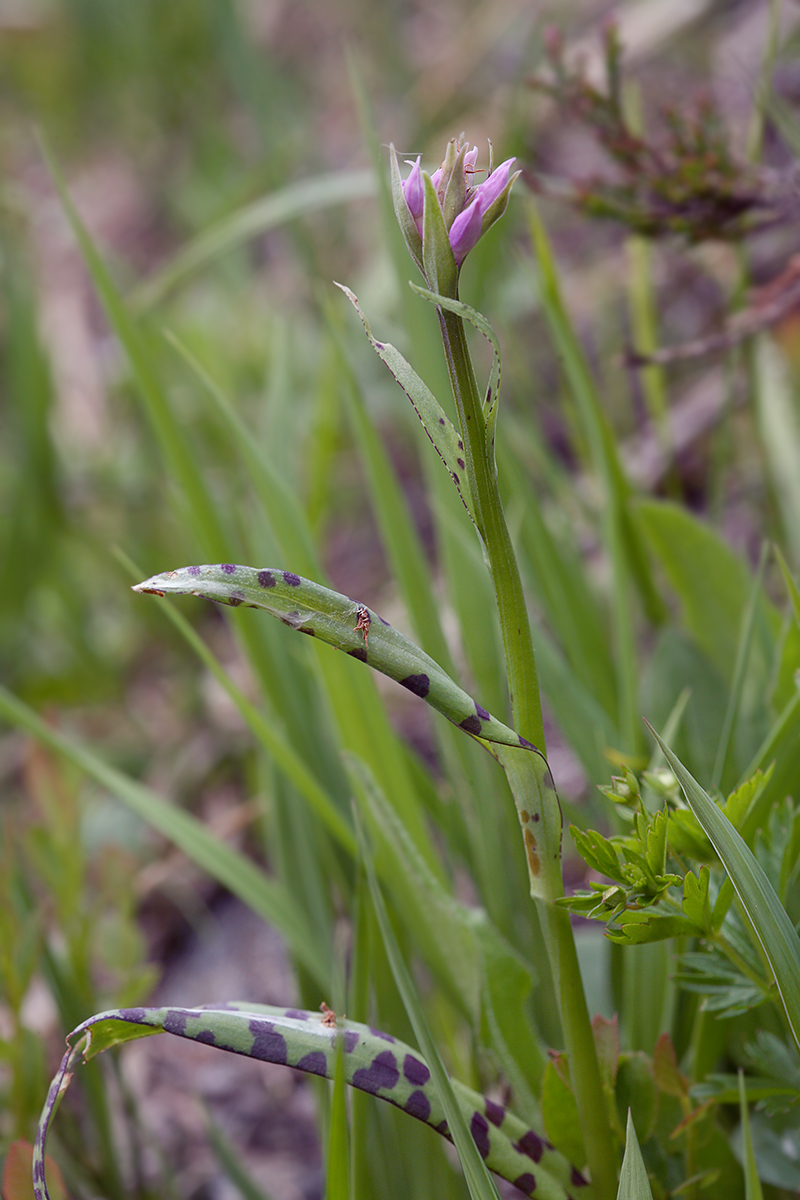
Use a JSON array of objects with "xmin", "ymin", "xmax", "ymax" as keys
[
  {"xmin": 437, "ymin": 298, "xmax": 618, "ymax": 1200},
  {"xmin": 500, "ymin": 749, "xmax": 618, "ymax": 1200},
  {"xmin": 437, "ymin": 302, "xmax": 544, "ymax": 749},
  {"xmin": 540, "ymin": 904, "xmax": 619, "ymax": 1200}
]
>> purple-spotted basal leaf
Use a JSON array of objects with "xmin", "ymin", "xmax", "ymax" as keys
[
  {"xmin": 133, "ymin": 563, "xmax": 546, "ymax": 759},
  {"xmin": 33, "ymin": 1004, "xmax": 584, "ymax": 1200}
]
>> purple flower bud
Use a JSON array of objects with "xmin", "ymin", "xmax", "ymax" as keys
[
  {"xmin": 402, "ymin": 156, "xmax": 424, "ymax": 223},
  {"xmin": 448, "ymin": 198, "xmax": 483, "ymax": 264},
  {"xmin": 449, "ymin": 159, "xmax": 516, "ymax": 263},
  {"xmin": 474, "ymin": 159, "xmax": 515, "ymax": 210},
  {"xmin": 397, "ymin": 139, "xmax": 519, "ymax": 279}
]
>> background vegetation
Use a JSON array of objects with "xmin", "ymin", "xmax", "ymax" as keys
[{"xmin": 2, "ymin": 1, "xmax": 800, "ymax": 1198}]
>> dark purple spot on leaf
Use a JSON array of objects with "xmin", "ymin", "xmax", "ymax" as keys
[
  {"xmin": 403, "ymin": 1054, "xmax": 430, "ymax": 1086},
  {"xmin": 375, "ymin": 341, "xmax": 385, "ymax": 350},
  {"xmin": 348, "ymin": 647, "xmax": 368, "ymax": 663},
  {"xmin": 249, "ymin": 1020, "xmax": 288, "ymax": 1065},
  {"xmin": 513, "ymin": 1173, "xmax": 536, "ymax": 1195},
  {"xmin": 571, "ymin": 1167, "xmax": 589, "ymax": 1187},
  {"xmin": 164, "ymin": 1010, "xmax": 189, "ymax": 1036},
  {"xmin": 470, "ymin": 1112, "xmax": 491, "ymax": 1159},
  {"xmin": 533, "ymin": 812, "xmax": 540, "ymax": 822},
  {"xmin": 457, "ymin": 439, "xmax": 463, "ymax": 449},
  {"xmin": 33, "ymin": 1157, "xmax": 46, "ymax": 1183},
  {"xmin": 188, "ymin": 565, "xmax": 201, "ymax": 576},
  {"xmin": 405, "ymin": 1090, "xmax": 431, "ymax": 1121},
  {"xmin": 518, "ymin": 736, "xmax": 536, "ymax": 750},
  {"xmin": 285, "ymin": 1009, "xmax": 307, "ymax": 1019},
  {"xmin": 452, "ymin": 472, "xmax": 460, "ymax": 485},
  {"xmin": 514, "ymin": 1130, "xmax": 544, "ymax": 1163},
  {"xmin": 475, "ymin": 703, "xmax": 490, "ymax": 721},
  {"xmin": 120, "ymin": 1007, "xmax": 147, "ymax": 1024},
  {"xmin": 485, "ymin": 1098, "xmax": 505, "ymax": 1127},
  {"xmin": 370, "ymin": 1027, "xmax": 396, "ymax": 1042},
  {"xmin": 439, "ymin": 417, "xmax": 445, "ymax": 425},
  {"xmin": 195, "ymin": 1028, "xmax": 216, "ymax": 1046},
  {"xmin": 400, "ymin": 674, "xmax": 430, "ymax": 698},
  {"xmin": 283, "ymin": 572, "xmax": 301, "ymax": 586},
  {"xmin": 258, "ymin": 570, "xmax": 276, "ymax": 588},
  {"xmin": 343, "ymin": 1031, "xmax": 359, "ymax": 1053},
  {"xmin": 352, "ymin": 1049, "xmax": 399, "ymax": 1094},
  {"xmin": 459, "ymin": 715, "xmax": 482, "ymax": 735},
  {"xmin": 297, "ymin": 1051, "xmax": 327, "ymax": 1076},
  {"xmin": 299, "ymin": 626, "xmax": 316, "ymax": 636},
  {"xmin": 436, "ymin": 1120, "xmax": 450, "ymax": 1137},
  {"xmin": 457, "ymin": 457, "xmax": 466, "ymax": 469},
  {"xmin": 378, "ymin": 614, "xmax": 390, "ymax": 626},
  {"xmin": 221, "ymin": 563, "xmax": 237, "ymax": 574}
]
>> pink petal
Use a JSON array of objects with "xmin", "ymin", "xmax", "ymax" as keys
[
  {"xmin": 475, "ymin": 158, "xmax": 516, "ymax": 212},
  {"xmin": 402, "ymin": 156, "xmax": 424, "ymax": 220},
  {"xmin": 449, "ymin": 199, "xmax": 483, "ymax": 264}
]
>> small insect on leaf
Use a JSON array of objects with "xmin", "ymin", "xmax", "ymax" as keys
[
  {"xmin": 353, "ymin": 606, "xmax": 371, "ymax": 646},
  {"xmin": 321, "ymin": 1002, "xmax": 340, "ymax": 1027}
]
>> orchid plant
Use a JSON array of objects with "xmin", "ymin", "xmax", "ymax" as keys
[{"xmin": 11, "ymin": 132, "xmax": 800, "ymax": 1200}]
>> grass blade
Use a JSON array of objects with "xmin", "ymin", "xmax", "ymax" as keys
[
  {"xmin": 356, "ymin": 825, "xmax": 571, "ymax": 1200},
  {"xmin": 0, "ymin": 685, "xmax": 328, "ymax": 988},
  {"xmin": 738, "ymin": 1070, "xmax": 763, "ymax": 1200},
  {"xmin": 711, "ymin": 543, "xmax": 769, "ymax": 792},
  {"xmin": 616, "ymin": 1111, "xmax": 653, "ymax": 1200},
  {"xmin": 42, "ymin": 139, "xmax": 229, "ymax": 563},
  {"xmin": 134, "ymin": 169, "xmax": 376, "ymax": 310}
]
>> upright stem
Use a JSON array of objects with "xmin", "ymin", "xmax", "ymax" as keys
[
  {"xmin": 437, "ymin": 298, "xmax": 618, "ymax": 1200},
  {"xmin": 437, "ymin": 303, "xmax": 544, "ymax": 749}
]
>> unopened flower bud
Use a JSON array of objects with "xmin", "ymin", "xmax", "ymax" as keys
[
  {"xmin": 390, "ymin": 138, "xmax": 521, "ymax": 291},
  {"xmin": 402, "ymin": 156, "xmax": 424, "ymax": 228}
]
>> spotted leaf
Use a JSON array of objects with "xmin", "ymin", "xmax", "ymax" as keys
[
  {"xmin": 132, "ymin": 564, "xmax": 544, "ymax": 759},
  {"xmin": 34, "ymin": 1004, "xmax": 585, "ymax": 1200},
  {"xmin": 335, "ymin": 284, "xmax": 477, "ymax": 523}
]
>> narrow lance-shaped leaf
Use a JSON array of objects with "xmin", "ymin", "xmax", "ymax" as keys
[
  {"xmin": 34, "ymin": 1005, "xmax": 584, "ymax": 1200},
  {"xmin": 132, "ymin": 564, "xmax": 545, "ymax": 758},
  {"xmin": 649, "ymin": 724, "xmax": 800, "ymax": 1052},
  {"xmin": 616, "ymin": 1111, "xmax": 653, "ymax": 1200},
  {"xmin": 335, "ymin": 284, "xmax": 477, "ymax": 524},
  {"xmin": 409, "ymin": 284, "xmax": 502, "ymax": 464}
]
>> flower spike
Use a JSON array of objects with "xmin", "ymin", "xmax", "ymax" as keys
[{"xmin": 390, "ymin": 138, "xmax": 520, "ymax": 291}]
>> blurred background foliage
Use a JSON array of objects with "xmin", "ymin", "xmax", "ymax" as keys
[{"xmin": 2, "ymin": 0, "xmax": 800, "ymax": 1197}]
